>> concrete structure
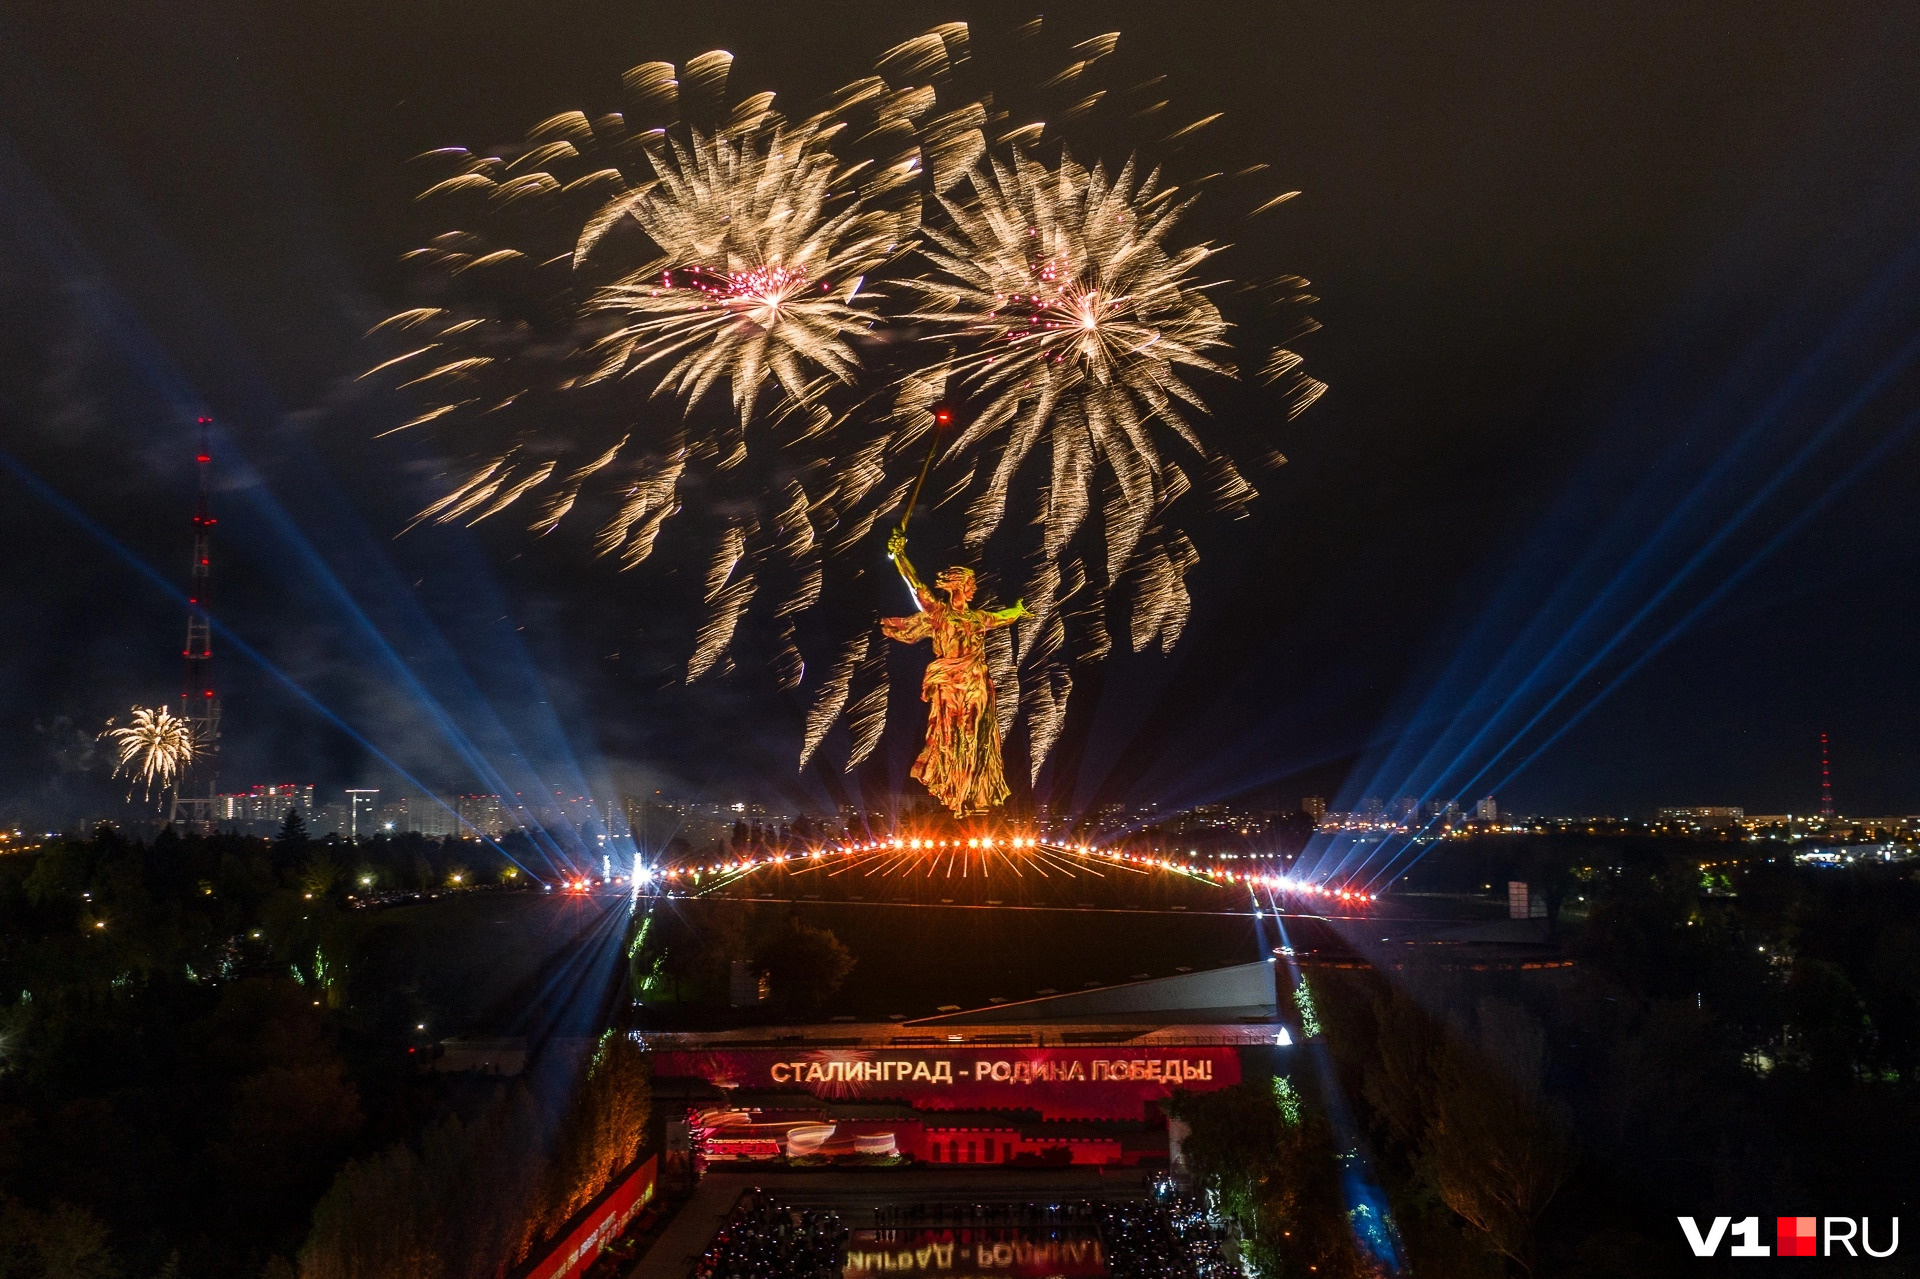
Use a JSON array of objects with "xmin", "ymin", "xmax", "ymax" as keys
[
  {"xmin": 456, "ymin": 793, "xmax": 508, "ymax": 838},
  {"xmin": 214, "ymin": 784, "xmax": 315, "ymax": 832},
  {"xmin": 1656, "ymin": 806, "xmax": 1744, "ymax": 826},
  {"xmin": 647, "ymin": 961, "xmax": 1291, "ymax": 1172},
  {"xmin": 346, "ymin": 789, "xmax": 379, "ymax": 840}
]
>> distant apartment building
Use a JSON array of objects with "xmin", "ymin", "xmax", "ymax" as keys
[
  {"xmin": 455, "ymin": 794, "xmax": 508, "ymax": 839},
  {"xmin": 1474, "ymin": 796, "xmax": 1499, "ymax": 822},
  {"xmin": 410, "ymin": 799, "xmax": 462, "ymax": 839},
  {"xmin": 1391, "ymin": 796, "xmax": 1420, "ymax": 824},
  {"xmin": 345, "ymin": 789, "xmax": 380, "ymax": 840},
  {"xmin": 375, "ymin": 798, "xmax": 410, "ymax": 835},
  {"xmin": 312, "ymin": 802, "xmax": 348, "ymax": 838},
  {"xmin": 1657, "ymin": 806, "xmax": 1745, "ymax": 827},
  {"xmin": 214, "ymin": 784, "xmax": 315, "ymax": 831},
  {"xmin": 1300, "ymin": 796, "xmax": 1327, "ymax": 822}
]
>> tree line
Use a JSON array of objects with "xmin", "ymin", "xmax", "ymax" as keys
[
  {"xmin": 299, "ymin": 1032, "xmax": 650, "ymax": 1279},
  {"xmin": 1171, "ymin": 840, "xmax": 1920, "ymax": 1277},
  {"xmin": 0, "ymin": 826, "xmax": 652, "ymax": 1278}
]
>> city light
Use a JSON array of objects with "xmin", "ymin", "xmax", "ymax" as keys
[{"xmin": 631, "ymin": 832, "xmax": 1379, "ymax": 905}]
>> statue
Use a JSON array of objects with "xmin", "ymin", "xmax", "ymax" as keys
[{"xmin": 883, "ymin": 531, "xmax": 1028, "ymax": 817}]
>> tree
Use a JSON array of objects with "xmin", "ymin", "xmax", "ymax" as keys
[
  {"xmin": 299, "ymin": 1038, "xmax": 652, "ymax": 1279},
  {"xmin": 754, "ymin": 919, "xmax": 855, "ymax": 1013},
  {"xmin": 299, "ymin": 1143, "xmax": 443, "ymax": 1279},
  {"xmin": 213, "ymin": 1059, "xmax": 363, "ymax": 1225},
  {"xmin": 1419, "ymin": 1001, "xmax": 1574, "ymax": 1277},
  {"xmin": 1166, "ymin": 1080, "xmax": 1363, "ymax": 1278},
  {"xmin": 276, "ymin": 806, "xmax": 309, "ymax": 856},
  {"xmin": 542, "ymin": 1033, "xmax": 653, "ymax": 1237},
  {"xmin": 0, "ymin": 1197, "xmax": 116, "ymax": 1279},
  {"xmin": 1358, "ymin": 983, "xmax": 1444, "ymax": 1153},
  {"xmin": 1270, "ymin": 810, "xmax": 1317, "ymax": 857},
  {"xmin": 300, "ymin": 853, "xmax": 342, "ymax": 899}
]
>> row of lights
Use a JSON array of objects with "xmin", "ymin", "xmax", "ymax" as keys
[
  {"xmin": 1110, "ymin": 853, "xmax": 1376, "ymax": 901},
  {"xmin": 653, "ymin": 835, "xmax": 1058, "ymax": 881},
  {"xmin": 552, "ymin": 877, "xmax": 621, "ymax": 892},
  {"xmin": 642, "ymin": 839, "xmax": 1377, "ymax": 902}
]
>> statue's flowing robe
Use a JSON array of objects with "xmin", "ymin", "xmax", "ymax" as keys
[{"xmin": 882, "ymin": 585, "xmax": 1022, "ymax": 816}]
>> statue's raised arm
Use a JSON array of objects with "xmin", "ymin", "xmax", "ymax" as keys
[{"xmin": 887, "ymin": 530, "xmax": 936, "ymax": 610}]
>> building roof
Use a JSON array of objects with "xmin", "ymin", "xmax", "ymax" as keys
[
  {"xmin": 640, "ymin": 961, "xmax": 1285, "ymax": 1051},
  {"xmin": 906, "ymin": 959, "xmax": 1279, "ymax": 1026}
]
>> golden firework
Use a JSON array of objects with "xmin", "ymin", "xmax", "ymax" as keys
[
  {"xmin": 371, "ymin": 23, "xmax": 1323, "ymax": 777},
  {"xmin": 885, "ymin": 148, "xmax": 1269, "ymax": 778},
  {"xmin": 104, "ymin": 706, "xmax": 195, "ymax": 800},
  {"xmin": 578, "ymin": 123, "xmax": 912, "ymax": 426},
  {"xmin": 908, "ymin": 148, "xmax": 1237, "ymax": 573},
  {"xmin": 372, "ymin": 36, "xmax": 981, "ymax": 684}
]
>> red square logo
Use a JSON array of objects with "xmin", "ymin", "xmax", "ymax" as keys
[{"xmin": 1778, "ymin": 1216, "xmax": 1817, "ymax": 1257}]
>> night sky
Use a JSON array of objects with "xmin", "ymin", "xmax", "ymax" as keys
[{"xmin": 4, "ymin": 0, "xmax": 1920, "ymax": 824}]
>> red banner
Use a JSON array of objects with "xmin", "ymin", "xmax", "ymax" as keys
[
  {"xmin": 521, "ymin": 1155, "xmax": 656, "ymax": 1279},
  {"xmin": 842, "ymin": 1230, "xmax": 1107, "ymax": 1277},
  {"xmin": 652, "ymin": 1046, "xmax": 1240, "ymax": 1120}
]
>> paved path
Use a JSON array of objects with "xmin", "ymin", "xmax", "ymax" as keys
[{"xmin": 628, "ymin": 1177, "xmax": 748, "ymax": 1279}]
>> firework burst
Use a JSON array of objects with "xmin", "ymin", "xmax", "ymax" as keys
[
  {"xmin": 872, "ymin": 144, "xmax": 1283, "ymax": 781},
  {"xmin": 371, "ymin": 22, "xmax": 1321, "ymax": 786},
  {"xmin": 576, "ymin": 121, "xmax": 913, "ymax": 426},
  {"xmin": 373, "ymin": 34, "xmax": 981, "ymax": 683},
  {"xmin": 908, "ymin": 148, "xmax": 1238, "ymax": 571},
  {"xmin": 104, "ymin": 706, "xmax": 195, "ymax": 801}
]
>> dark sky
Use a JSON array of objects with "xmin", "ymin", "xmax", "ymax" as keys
[{"xmin": 3, "ymin": 0, "xmax": 1920, "ymax": 824}]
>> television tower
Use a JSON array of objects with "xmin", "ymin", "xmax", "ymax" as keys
[
  {"xmin": 1819, "ymin": 732, "xmax": 1833, "ymax": 820},
  {"xmin": 169, "ymin": 418, "xmax": 221, "ymax": 829}
]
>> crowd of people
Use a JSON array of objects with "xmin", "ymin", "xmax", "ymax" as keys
[
  {"xmin": 694, "ymin": 1193, "xmax": 1233, "ymax": 1278},
  {"xmin": 691, "ymin": 1192, "xmax": 848, "ymax": 1279},
  {"xmin": 863, "ymin": 1197, "xmax": 1233, "ymax": 1277},
  {"xmin": 1102, "ymin": 1195, "xmax": 1237, "ymax": 1278}
]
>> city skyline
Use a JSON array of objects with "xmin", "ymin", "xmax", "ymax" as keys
[{"xmin": 4, "ymin": 2, "xmax": 1920, "ymax": 830}]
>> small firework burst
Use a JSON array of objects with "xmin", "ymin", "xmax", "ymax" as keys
[{"xmin": 104, "ymin": 706, "xmax": 195, "ymax": 801}]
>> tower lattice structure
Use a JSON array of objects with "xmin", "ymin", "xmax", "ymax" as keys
[
  {"xmin": 170, "ymin": 417, "xmax": 221, "ymax": 828},
  {"xmin": 1819, "ymin": 732, "xmax": 1834, "ymax": 820}
]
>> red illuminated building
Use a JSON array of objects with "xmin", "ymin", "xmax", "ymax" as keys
[{"xmin": 647, "ymin": 960, "xmax": 1291, "ymax": 1172}]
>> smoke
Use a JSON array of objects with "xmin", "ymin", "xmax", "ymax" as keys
[{"xmin": 37, "ymin": 714, "xmax": 100, "ymax": 775}]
